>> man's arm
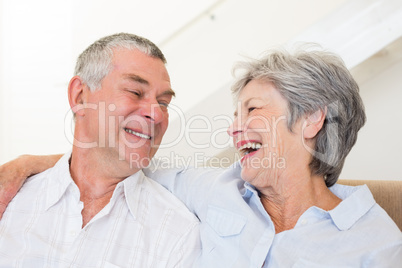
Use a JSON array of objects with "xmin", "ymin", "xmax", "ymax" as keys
[{"xmin": 0, "ymin": 154, "xmax": 62, "ymax": 219}]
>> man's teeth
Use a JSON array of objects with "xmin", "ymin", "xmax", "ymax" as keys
[
  {"xmin": 239, "ymin": 142, "xmax": 262, "ymax": 151},
  {"xmin": 124, "ymin": 128, "xmax": 151, "ymax": 139}
]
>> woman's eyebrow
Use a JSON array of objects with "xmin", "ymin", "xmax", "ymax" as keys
[
  {"xmin": 244, "ymin": 97, "xmax": 262, "ymax": 107},
  {"xmin": 233, "ymin": 97, "xmax": 264, "ymax": 116}
]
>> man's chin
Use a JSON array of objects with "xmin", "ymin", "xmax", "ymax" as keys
[{"xmin": 125, "ymin": 152, "xmax": 151, "ymax": 170}]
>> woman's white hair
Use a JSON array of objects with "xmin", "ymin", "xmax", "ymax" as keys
[{"xmin": 231, "ymin": 45, "xmax": 366, "ymax": 187}]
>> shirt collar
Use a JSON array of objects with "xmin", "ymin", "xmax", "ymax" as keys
[
  {"xmin": 121, "ymin": 170, "xmax": 144, "ymax": 220},
  {"xmin": 328, "ymin": 183, "xmax": 376, "ymax": 231},
  {"xmin": 231, "ymin": 159, "xmax": 376, "ymax": 231},
  {"xmin": 44, "ymin": 151, "xmax": 144, "ymax": 219},
  {"xmin": 45, "ymin": 151, "xmax": 76, "ymax": 211},
  {"xmin": 230, "ymin": 157, "xmax": 376, "ymax": 231},
  {"xmin": 100, "ymin": 169, "xmax": 144, "ymax": 221}
]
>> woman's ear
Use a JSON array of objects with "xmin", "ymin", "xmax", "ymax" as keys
[
  {"xmin": 303, "ymin": 108, "xmax": 327, "ymax": 139},
  {"xmin": 68, "ymin": 76, "xmax": 87, "ymax": 117}
]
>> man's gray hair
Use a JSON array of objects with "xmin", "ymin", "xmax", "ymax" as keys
[
  {"xmin": 74, "ymin": 33, "xmax": 166, "ymax": 91},
  {"xmin": 231, "ymin": 46, "xmax": 366, "ymax": 187}
]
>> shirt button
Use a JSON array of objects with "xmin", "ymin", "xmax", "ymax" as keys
[
  {"xmin": 301, "ymin": 219, "xmax": 308, "ymax": 225},
  {"xmin": 70, "ymin": 231, "xmax": 77, "ymax": 237}
]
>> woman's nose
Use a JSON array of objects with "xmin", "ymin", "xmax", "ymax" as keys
[{"xmin": 227, "ymin": 116, "xmax": 246, "ymax": 137}]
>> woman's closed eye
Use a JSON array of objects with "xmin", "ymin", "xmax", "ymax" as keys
[{"xmin": 248, "ymin": 107, "xmax": 257, "ymax": 113}]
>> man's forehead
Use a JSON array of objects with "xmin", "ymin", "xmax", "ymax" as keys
[{"xmin": 111, "ymin": 49, "xmax": 169, "ymax": 76}]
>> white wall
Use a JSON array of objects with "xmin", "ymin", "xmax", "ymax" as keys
[
  {"xmin": 155, "ymin": 0, "xmax": 402, "ymax": 183},
  {"xmin": 155, "ymin": 0, "xmax": 349, "ymax": 161},
  {"xmin": 1, "ymin": 0, "xmax": 401, "ymax": 181},
  {"xmin": 161, "ymin": 0, "xmax": 348, "ymax": 116},
  {"xmin": 0, "ymin": 0, "xmax": 220, "ymax": 163},
  {"xmin": 341, "ymin": 37, "xmax": 402, "ymax": 180},
  {"xmin": 0, "ymin": 0, "xmax": 73, "ymax": 163},
  {"xmin": 0, "ymin": 0, "xmax": 4, "ymax": 163}
]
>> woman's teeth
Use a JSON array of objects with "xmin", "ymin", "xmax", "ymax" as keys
[
  {"xmin": 239, "ymin": 142, "xmax": 262, "ymax": 155},
  {"xmin": 124, "ymin": 128, "xmax": 151, "ymax": 140}
]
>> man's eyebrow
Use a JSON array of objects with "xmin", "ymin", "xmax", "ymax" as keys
[
  {"xmin": 124, "ymin": 74, "xmax": 176, "ymax": 98},
  {"xmin": 160, "ymin": 89, "xmax": 176, "ymax": 98},
  {"xmin": 123, "ymin": 74, "xmax": 149, "ymax": 85}
]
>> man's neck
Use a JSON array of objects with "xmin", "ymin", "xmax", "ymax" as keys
[{"xmin": 69, "ymin": 148, "xmax": 135, "ymax": 227}]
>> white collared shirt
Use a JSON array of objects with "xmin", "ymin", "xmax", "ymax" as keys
[
  {"xmin": 0, "ymin": 153, "xmax": 201, "ymax": 268},
  {"xmin": 144, "ymin": 163, "xmax": 402, "ymax": 267}
]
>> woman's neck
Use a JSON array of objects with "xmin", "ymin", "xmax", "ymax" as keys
[{"xmin": 258, "ymin": 174, "xmax": 341, "ymax": 233}]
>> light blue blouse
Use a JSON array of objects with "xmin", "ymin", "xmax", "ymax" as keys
[{"xmin": 144, "ymin": 162, "xmax": 402, "ymax": 267}]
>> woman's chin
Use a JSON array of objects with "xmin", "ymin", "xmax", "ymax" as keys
[{"xmin": 240, "ymin": 167, "xmax": 255, "ymax": 184}]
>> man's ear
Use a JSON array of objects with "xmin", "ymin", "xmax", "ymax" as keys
[
  {"xmin": 68, "ymin": 76, "xmax": 87, "ymax": 117},
  {"xmin": 303, "ymin": 108, "xmax": 327, "ymax": 139}
]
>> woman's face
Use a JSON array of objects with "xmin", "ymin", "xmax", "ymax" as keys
[{"xmin": 228, "ymin": 79, "xmax": 305, "ymax": 188}]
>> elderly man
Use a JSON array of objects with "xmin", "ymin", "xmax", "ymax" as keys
[
  {"xmin": 1, "ymin": 45, "xmax": 402, "ymax": 267},
  {"xmin": 0, "ymin": 33, "xmax": 200, "ymax": 267}
]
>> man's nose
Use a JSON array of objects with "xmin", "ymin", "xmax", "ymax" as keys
[{"xmin": 139, "ymin": 101, "xmax": 164, "ymax": 124}]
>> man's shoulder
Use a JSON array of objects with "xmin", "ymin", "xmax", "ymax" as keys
[
  {"xmin": 140, "ymin": 174, "xmax": 199, "ymax": 223},
  {"xmin": 20, "ymin": 153, "xmax": 70, "ymax": 191},
  {"xmin": 4, "ymin": 167, "xmax": 54, "ymax": 215},
  {"xmin": 13, "ymin": 153, "xmax": 70, "ymax": 205},
  {"xmin": 18, "ymin": 167, "xmax": 53, "ymax": 193}
]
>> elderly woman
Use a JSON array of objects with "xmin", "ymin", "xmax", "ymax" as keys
[
  {"xmin": 228, "ymin": 48, "xmax": 365, "ymax": 233},
  {"xmin": 1, "ymin": 47, "xmax": 401, "ymax": 267}
]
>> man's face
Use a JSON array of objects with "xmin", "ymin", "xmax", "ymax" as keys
[{"xmin": 82, "ymin": 48, "xmax": 173, "ymax": 174}]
